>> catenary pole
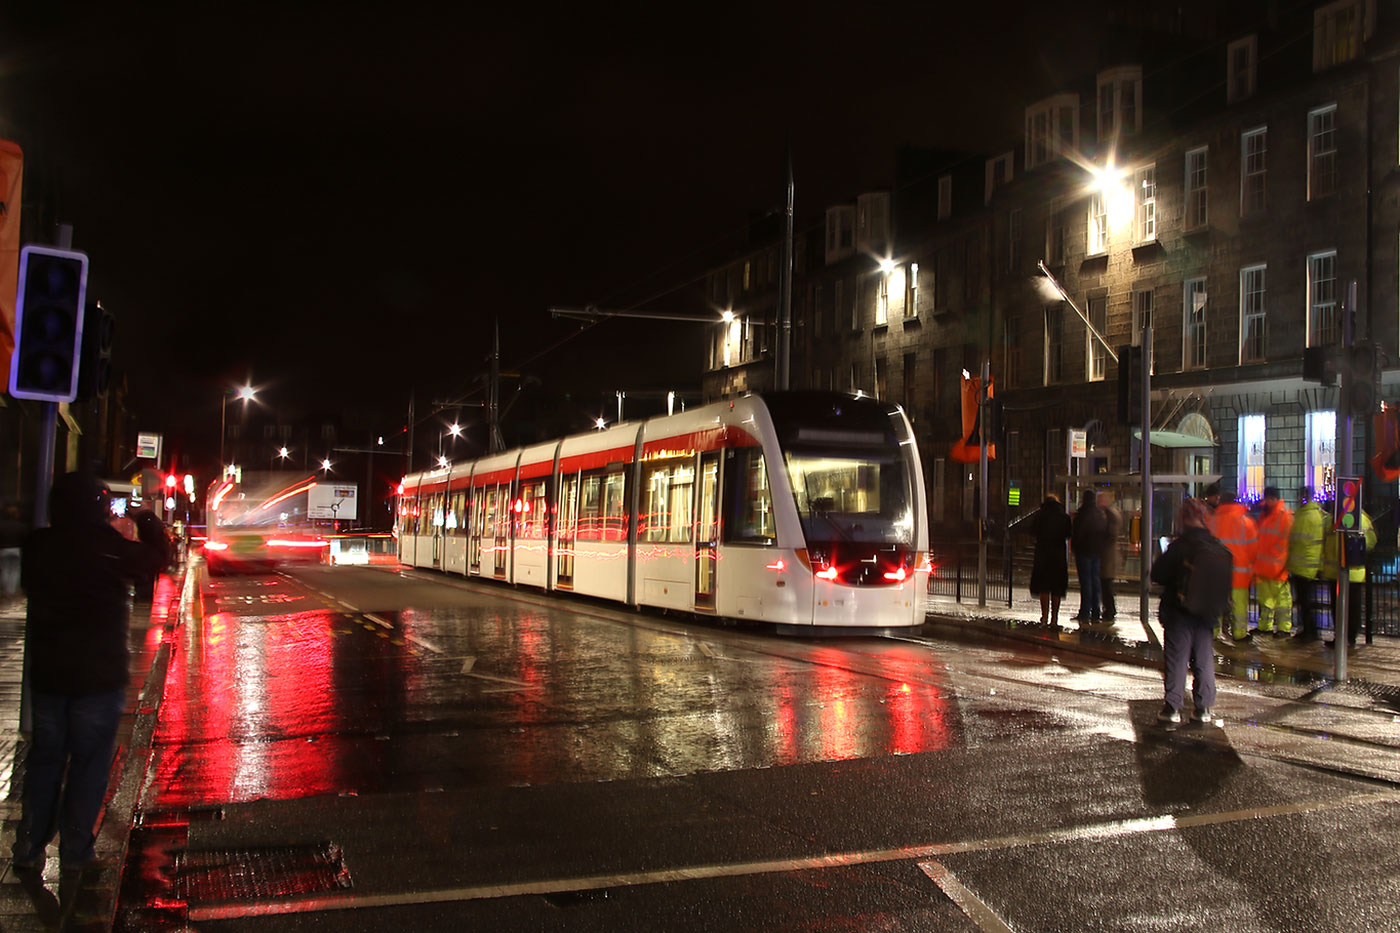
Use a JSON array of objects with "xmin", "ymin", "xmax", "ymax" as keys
[
  {"xmin": 1336, "ymin": 281, "xmax": 1358, "ymax": 681},
  {"xmin": 1139, "ymin": 326, "xmax": 1159, "ymax": 648},
  {"xmin": 775, "ymin": 145, "xmax": 794, "ymax": 391}
]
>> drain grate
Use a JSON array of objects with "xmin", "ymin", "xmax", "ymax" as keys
[
  {"xmin": 1327, "ymin": 678, "xmax": 1400, "ymax": 709},
  {"xmin": 175, "ymin": 842, "xmax": 352, "ymax": 903}
]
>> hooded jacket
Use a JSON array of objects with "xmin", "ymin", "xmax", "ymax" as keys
[
  {"xmin": 1287, "ymin": 500, "xmax": 1326, "ymax": 578},
  {"xmin": 21, "ymin": 473, "xmax": 163, "ymax": 694},
  {"xmin": 1209, "ymin": 501, "xmax": 1257, "ymax": 590}
]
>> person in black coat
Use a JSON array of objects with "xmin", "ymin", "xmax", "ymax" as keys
[
  {"xmin": 1071, "ymin": 489, "xmax": 1108, "ymax": 623},
  {"xmin": 11, "ymin": 473, "xmax": 166, "ymax": 876},
  {"xmin": 1028, "ymin": 495, "xmax": 1073, "ymax": 626},
  {"xmin": 132, "ymin": 509, "xmax": 173, "ymax": 603}
]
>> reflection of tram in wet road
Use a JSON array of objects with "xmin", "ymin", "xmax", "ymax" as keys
[{"xmin": 115, "ymin": 556, "xmax": 1400, "ymax": 929}]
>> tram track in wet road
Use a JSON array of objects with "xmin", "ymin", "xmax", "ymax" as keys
[{"xmin": 113, "ymin": 563, "xmax": 1400, "ymax": 930}]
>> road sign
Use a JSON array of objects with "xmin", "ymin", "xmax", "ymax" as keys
[{"xmin": 1069, "ymin": 429, "xmax": 1087, "ymax": 459}]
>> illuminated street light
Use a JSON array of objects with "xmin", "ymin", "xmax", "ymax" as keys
[
  {"xmin": 219, "ymin": 382, "xmax": 257, "ymax": 468},
  {"xmin": 278, "ymin": 446, "xmax": 289, "ymax": 459},
  {"xmin": 720, "ymin": 309, "xmax": 735, "ymax": 323},
  {"xmin": 320, "ymin": 458, "xmax": 332, "ymax": 473},
  {"xmin": 595, "ymin": 417, "xmax": 607, "ymax": 430},
  {"xmin": 437, "ymin": 455, "xmax": 449, "ymax": 468},
  {"xmin": 877, "ymin": 258, "xmax": 895, "ymax": 274}
]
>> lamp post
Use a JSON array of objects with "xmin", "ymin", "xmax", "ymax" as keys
[{"xmin": 219, "ymin": 383, "xmax": 256, "ymax": 473}]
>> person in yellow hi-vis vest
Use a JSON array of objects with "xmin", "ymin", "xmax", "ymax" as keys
[
  {"xmin": 1209, "ymin": 488, "xmax": 1258, "ymax": 642},
  {"xmin": 1287, "ymin": 486, "xmax": 1327, "ymax": 641},
  {"xmin": 1320, "ymin": 508, "xmax": 1376, "ymax": 647},
  {"xmin": 1253, "ymin": 486, "xmax": 1293, "ymax": 636}
]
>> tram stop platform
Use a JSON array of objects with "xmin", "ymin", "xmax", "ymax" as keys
[{"xmin": 925, "ymin": 587, "xmax": 1400, "ymax": 701}]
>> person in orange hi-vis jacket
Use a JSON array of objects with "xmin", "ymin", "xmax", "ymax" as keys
[
  {"xmin": 1209, "ymin": 488, "xmax": 1259, "ymax": 641},
  {"xmin": 1253, "ymin": 486, "xmax": 1293, "ymax": 637}
]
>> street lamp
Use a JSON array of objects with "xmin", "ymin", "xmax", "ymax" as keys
[
  {"xmin": 320, "ymin": 458, "xmax": 333, "ymax": 474},
  {"xmin": 219, "ymin": 383, "xmax": 256, "ymax": 472}
]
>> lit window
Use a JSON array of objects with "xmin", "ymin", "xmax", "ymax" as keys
[
  {"xmin": 1135, "ymin": 165, "xmax": 1156, "ymax": 243},
  {"xmin": 906, "ymin": 263, "xmax": 919, "ymax": 318},
  {"xmin": 1240, "ymin": 264, "xmax": 1267, "ymax": 363},
  {"xmin": 1308, "ymin": 105, "xmax": 1337, "ymax": 200},
  {"xmin": 1314, "ymin": 0, "xmax": 1366, "ymax": 72},
  {"xmin": 1185, "ymin": 147, "xmax": 1208, "ymax": 229},
  {"xmin": 1306, "ymin": 410, "xmax": 1337, "ymax": 499},
  {"xmin": 875, "ymin": 275, "xmax": 889, "ymax": 326},
  {"xmin": 985, "ymin": 152, "xmax": 1013, "ymax": 204},
  {"xmin": 1238, "ymin": 413, "xmax": 1266, "ymax": 500},
  {"xmin": 1183, "ymin": 278, "xmax": 1207, "ymax": 370},
  {"xmin": 1307, "ymin": 251, "xmax": 1338, "ymax": 347},
  {"xmin": 1133, "ymin": 289, "xmax": 1153, "ymax": 358},
  {"xmin": 1045, "ymin": 305, "xmax": 1064, "ymax": 385},
  {"xmin": 1088, "ymin": 193, "xmax": 1108, "ymax": 255},
  {"xmin": 1088, "ymin": 295, "xmax": 1107, "ymax": 382},
  {"xmin": 1242, "ymin": 127, "xmax": 1267, "ymax": 215}
]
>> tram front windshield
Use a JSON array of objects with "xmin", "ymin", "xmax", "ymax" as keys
[{"xmin": 766, "ymin": 393, "xmax": 916, "ymax": 547}]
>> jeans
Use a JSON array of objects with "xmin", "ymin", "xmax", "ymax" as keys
[
  {"xmin": 1162, "ymin": 608, "xmax": 1217, "ymax": 712},
  {"xmin": 1075, "ymin": 555, "xmax": 1102, "ymax": 619},
  {"xmin": 12, "ymin": 688, "xmax": 126, "ymax": 866},
  {"xmin": 1100, "ymin": 575, "xmax": 1116, "ymax": 619}
]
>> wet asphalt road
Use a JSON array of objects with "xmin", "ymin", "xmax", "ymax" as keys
[{"xmin": 116, "ymin": 564, "xmax": 1400, "ymax": 931}]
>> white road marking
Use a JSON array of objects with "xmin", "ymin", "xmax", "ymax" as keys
[
  {"xmin": 461, "ymin": 656, "xmax": 476, "ymax": 674},
  {"xmin": 185, "ymin": 791, "xmax": 1400, "ymax": 921},
  {"xmin": 364, "ymin": 613, "xmax": 391, "ymax": 629},
  {"xmin": 918, "ymin": 860, "xmax": 1015, "ymax": 933}
]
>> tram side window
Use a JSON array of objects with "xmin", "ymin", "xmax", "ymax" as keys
[
  {"xmin": 642, "ymin": 459, "xmax": 695, "ymax": 543},
  {"xmin": 578, "ymin": 469, "xmax": 628, "ymax": 541},
  {"xmin": 400, "ymin": 496, "xmax": 418, "ymax": 535},
  {"xmin": 518, "ymin": 480, "xmax": 548, "ymax": 538},
  {"xmin": 447, "ymin": 491, "xmax": 466, "ymax": 534},
  {"xmin": 725, "ymin": 448, "xmax": 775, "ymax": 543},
  {"xmin": 430, "ymin": 492, "xmax": 445, "ymax": 530}
]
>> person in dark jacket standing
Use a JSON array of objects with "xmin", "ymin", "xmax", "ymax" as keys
[
  {"xmin": 1150, "ymin": 498, "xmax": 1220, "ymax": 728},
  {"xmin": 132, "ymin": 509, "xmax": 172, "ymax": 603},
  {"xmin": 1071, "ymin": 489, "xmax": 1107, "ymax": 624},
  {"xmin": 1028, "ymin": 495, "xmax": 1073, "ymax": 627},
  {"xmin": 11, "ymin": 473, "xmax": 166, "ymax": 875},
  {"xmin": 1097, "ymin": 490, "xmax": 1123, "ymax": 621}
]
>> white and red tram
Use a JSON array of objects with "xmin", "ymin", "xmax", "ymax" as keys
[{"xmin": 395, "ymin": 392, "xmax": 929, "ymax": 631}]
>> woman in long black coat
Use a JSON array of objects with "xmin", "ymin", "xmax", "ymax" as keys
[{"xmin": 1028, "ymin": 495, "xmax": 1073, "ymax": 626}]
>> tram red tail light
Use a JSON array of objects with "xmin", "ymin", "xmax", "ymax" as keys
[
  {"xmin": 204, "ymin": 540, "xmax": 229, "ymax": 551},
  {"xmin": 815, "ymin": 566, "xmax": 838, "ymax": 581},
  {"xmin": 766, "ymin": 558, "xmax": 787, "ymax": 572},
  {"xmin": 882, "ymin": 566, "xmax": 907, "ymax": 582}
]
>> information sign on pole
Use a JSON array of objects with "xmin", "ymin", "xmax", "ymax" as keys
[
  {"xmin": 1069, "ymin": 429, "xmax": 1088, "ymax": 459},
  {"xmin": 136, "ymin": 431, "xmax": 161, "ymax": 461}
]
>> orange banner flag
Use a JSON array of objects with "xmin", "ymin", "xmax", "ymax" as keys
[
  {"xmin": 950, "ymin": 373, "xmax": 995, "ymax": 463},
  {"xmin": 0, "ymin": 139, "xmax": 21, "ymax": 392}
]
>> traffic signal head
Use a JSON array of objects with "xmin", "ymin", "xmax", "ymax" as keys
[
  {"xmin": 76, "ymin": 299, "xmax": 114, "ymax": 401},
  {"xmin": 1116, "ymin": 344, "xmax": 1143, "ymax": 425},
  {"xmin": 8, "ymin": 246, "xmax": 89, "ymax": 402}
]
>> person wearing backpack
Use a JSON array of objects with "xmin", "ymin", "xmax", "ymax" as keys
[
  {"xmin": 1210, "ymin": 488, "xmax": 1258, "ymax": 642},
  {"xmin": 1253, "ymin": 486, "xmax": 1293, "ymax": 637},
  {"xmin": 1151, "ymin": 497, "xmax": 1225, "ymax": 727},
  {"xmin": 1287, "ymin": 486, "xmax": 1326, "ymax": 641}
]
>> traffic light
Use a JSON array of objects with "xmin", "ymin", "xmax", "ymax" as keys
[
  {"xmin": 76, "ymin": 298, "xmax": 114, "ymax": 401},
  {"xmin": 1116, "ymin": 344, "xmax": 1143, "ymax": 425},
  {"xmin": 8, "ymin": 246, "xmax": 89, "ymax": 402},
  {"xmin": 1303, "ymin": 346, "xmax": 1336, "ymax": 385}
]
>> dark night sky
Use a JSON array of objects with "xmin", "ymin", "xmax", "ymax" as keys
[{"xmin": 0, "ymin": 1, "xmax": 1109, "ymax": 466}]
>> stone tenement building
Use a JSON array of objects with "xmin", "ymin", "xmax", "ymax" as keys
[{"xmin": 702, "ymin": 0, "xmax": 1400, "ymax": 555}]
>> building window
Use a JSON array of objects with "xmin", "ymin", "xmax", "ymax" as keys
[
  {"xmin": 813, "ymin": 284, "xmax": 824, "ymax": 339},
  {"xmin": 1240, "ymin": 264, "xmax": 1267, "ymax": 363},
  {"xmin": 1228, "ymin": 35, "xmax": 1257, "ymax": 102},
  {"xmin": 1133, "ymin": 288, "xmax": 1153, "ymax": 350},
  {"xmin": 1008, "ymin": 209, "xmax": 1022, "ymax": 274},
  {"xmin": 825, "ymin": 206, "xmax": 854, "ymax": 264},
  {"xmin": 906, "ymin": 263, "xmax": 919, "ymax": 318},
  {"xmin": 1047, "ymin": 200, "xmax": 1067, "ymax": 265},
  {"xmin": 875, "ymin": 274, "xmax": 889, "ymax": 326},
  {"xmin": 1087, "ymin": 294, "xmax": 1107, "ymax": 382},
  {"xmin": 1088, "ymin": 192, "xmax": 1108, "ymax": 255},
  {"xmin": 1242, "ymin": 127, "xmax": 1267, "ymax": 215},
  {"xmin": 937, "ymin": 175, "xmax": 952, "ymax": 220},
  {"xmin": 1306, "ymin": 410, "xmax": 1337, "ymax": 499},
  {"xmin": 1097, "ymin": 66, "xmax": 1142, "ymax": 140},
  {"xmin": 985, "ymin": 152, "xmax": 1013, "ymax": 204},
  {"xmin": 902, "ymin": 352, "xmax": 917, "ymax": 419},
  {"xmin": 834, "ymin": 279, "xmax": 845, "ymax": 331},
  {"xmin": 875, "ymin": 357, "xmax": 888, "ymax": 401},
  {"xmin": 1314, "ymin": 0, "xmax": 1366, "ymax": 72},
  {"xmin": 848, "ymin": 278, "xmax": 859, "ymax": 330},
  {"xmin": 1185, "ymin": 147, "xmax": 1208, "ymax": 229},
  {"xmin": 1184, "ymin": 277, "xmax": 1207, "ymax": 370},
  {"xmin": 934, "ymin": 250, "xmax": 949, "ymax": 309},
  {"xmin": 849, "ymin": 362, "xmax": 860, "ymax": 394},
  {"xmin": 1238, "ymin": 413, "xmax": 1266, "ymax": 500},
  {"xmin": 856, "ymin": 192, "xmax": 890, "ymax": 257},
  {"xmin": 1135, "ymin": 164, "xmax": 1156, "ymax": 243},
  {"xmin": 1024, "ymin": 93, "xmax": 1079, "ymax": 170},
  {"xmin": 1045, "ymin": 305, "xmax": 1064, "ymax": 385},
  {"xmin": 1307, "ymin": 251, "xmax": 1338, "ymax": 347},
  {"xmin": 1308, "ymin": 105, "xmax": 1338, "ymax": 200}
]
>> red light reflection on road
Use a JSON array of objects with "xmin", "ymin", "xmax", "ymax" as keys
[{"xmin": 151, "ymin": 608, "xmax": 342, "ymax": 808}]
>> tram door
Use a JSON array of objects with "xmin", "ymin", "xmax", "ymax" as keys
[
  {"xmin": 694, "ymin": 452, "xmax": 721, "ymax": 611},
  {"xmin": 557, "ymin": 473, "xmax": 578, "ymax": 588},
  {"xmin": 468, "ymin": 489, "xmax": 484, "ymax": 574},
  {"xmin": 430, "ymin": 492, "xmax": 444, "ymax": 569},
  {"xmin": 493, "ymin": 484, "xmax": 509, "ymax": 578}
]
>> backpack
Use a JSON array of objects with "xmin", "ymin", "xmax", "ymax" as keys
[{"xmin": 1178, "ymin": 534, "xmax": 1233, "ymax": 619}]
